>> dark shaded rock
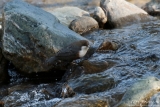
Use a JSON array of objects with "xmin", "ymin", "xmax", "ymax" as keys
[
  {"xmin": 55, "ymin": 95, "xmax": 108, "ymax": 107},
  {"xmin": 100, "ymin": 0, "xmax": 151, "ymax": 28},
  {"xmin": 61, "ymin": 65, "xmax": 85, "ymax": 82},
  {"xmin": 82, "ymin": 60, "xmax": 109, "ymax": 74},
  {"xmin": 2, "ymin": 0, "xmax": 88, "ymax": 73},
  {"xmin": 69, "ymin": 16, "xmax": 99, "ymax": 34},
  {"xmin": 142, "ymin": 0, "xmax": 160, "ymax": 16},
  {"xmin": 116, "ymin": 76, "xmax": 160, "ymax": 107},
  {"xmin": 45, "ymin": 6, "xmax": 89, "ymax": 27},
  {"xmin": 0, "ymin": 51, "xmax": 9, "ymax": 84},
  {"xmin": 68, "ymin": 73, "xmax": 115, "ymax": 94},
  {"xmin": 90, "ymin": 6, "xmax": 107, "ymax": 28}
]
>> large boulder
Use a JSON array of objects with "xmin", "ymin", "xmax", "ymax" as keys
[
  {"xmin": 142, "ymin": 0, "xmax": 160, "ymax": 16},
  {"xmin": 100, "ymin": 0, "xmax": 150, "ymax": 28},
  {"xmin": 45, "ymin": 6, "xmax": 90, "ymax": 27},
  {"xmin": 116, "ymin": 76, "xmax": 160, "ymax": 107},
  {"xmin": 2, "ymin": 0, "xmax": 88, "ymax": 73}
]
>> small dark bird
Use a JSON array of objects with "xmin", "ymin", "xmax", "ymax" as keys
[{"xmin": 45, "ymin": 40, "xmax": 90, "ymax": 66}]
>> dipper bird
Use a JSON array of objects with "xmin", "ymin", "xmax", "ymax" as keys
[{"xmin": 45, "ymin": 40, "xmax": 90, "ymax": 66}]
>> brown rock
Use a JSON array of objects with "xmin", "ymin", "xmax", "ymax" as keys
[
  {"xmin": 97, "ymin": 40, "xmax": 119, "ymax": 52},
  {"xmin": 82, "ymin": 60, "xmax": 109, "ymax": 74},
  {"xmin": 69, "ymin": 16, "xmax": 99, "ymax": 34}
]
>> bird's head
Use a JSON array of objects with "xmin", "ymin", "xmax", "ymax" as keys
[{"xmin": 78, "ymin": 40, "xmax": 90, "ymax": 57}]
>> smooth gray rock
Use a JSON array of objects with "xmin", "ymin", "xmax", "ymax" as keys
[
  {"xmin": 116, "ymin": 76, "xmax": 160, "ymax": 107},
  {"xmin": 2, "ymin": 0, "xmax": 88, "ymax": 73},
  {"xmin": 100, "ymin": 0, "xmax": 150, "ymax": 28},
  {"xmin": 142, "ymin": 0, "xmax": 160, "ymax": 16},
  {"xmin": 45, "ymin": 6, "xmax": 89, "ymax": 27},
  {"xmin": 69, "ymin": 16, "xmax": 99, "ymax": 34}
]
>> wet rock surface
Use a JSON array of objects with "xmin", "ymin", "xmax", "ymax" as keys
[
  {"xmin": 2, "ymin": 0, "xmax": 87, "ymax": 73},
  {"xmin": 143, "ymin": 0, "xmax": 160, "ymax": 16},
  {"xmin": 55, "ymin": 95, "xmax": 108, "ymax": 107},
  {"xmin": 116, "ymin": 76, "xmax": 160, "ymax": 107},
  {"xmin": 82, "ymin": 60, "xmax": 109, "ymax": 74},
  {"xmin": 69, "ymin": 16, "xmax": 99, "ymax": 34},
  {"xmin": 68, "ymin": 73, "xmax": 115, "ymax": 94},
  {"xmin": 100, "ymin": 0, "xmax": 151, "ymax": 28},
  {"xmin": 0, "ymin": 0, "xmax": 160, "ymax": 107}
]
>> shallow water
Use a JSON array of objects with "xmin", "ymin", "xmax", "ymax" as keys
[
  {"xmin": 83, "ymin": 19, "xmax": 160, "ymax": 106},
  {"xmin": 1, "ymin": 19, "xmax": 159, "ymax": 107},
  {"xmin": 0, "ymin": 0, "xmax": 160, "ymax": 106}
]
